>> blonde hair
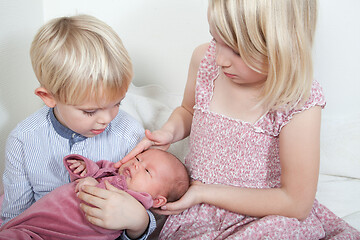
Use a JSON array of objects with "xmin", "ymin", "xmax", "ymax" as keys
[
  {"xmin": 208, "ymin": 0, "xmax": 317, "ymax": 110},
  {"xmin": 30, "ymin": 14, "xmax": 133, "ymax": 105}
]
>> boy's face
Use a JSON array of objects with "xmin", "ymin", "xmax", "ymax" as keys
[
  {"xmin": 54, "ymin": 96, "xmax": 123, "ymax": 138},
  {"xmin": 118, "ymin": 149, "xmax": 175, "ymax": 199}
]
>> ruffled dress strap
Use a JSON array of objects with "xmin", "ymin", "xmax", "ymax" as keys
[{"xmin": 256, "ymin": 80, "xmax": 326, "ymax": 137}]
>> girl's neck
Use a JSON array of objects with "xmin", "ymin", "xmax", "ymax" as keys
[{"xmin": 209, "ymin": 75, "xmax": 266, "ymax": 124}]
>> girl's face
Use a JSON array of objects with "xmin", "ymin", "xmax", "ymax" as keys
[
  {"xmin": 54, "ymin": 96, "xmax": 123, "ymax": 138},
  {"xmin": 208, "ymin": 18, "xmax": 267, "ymax": 86}
]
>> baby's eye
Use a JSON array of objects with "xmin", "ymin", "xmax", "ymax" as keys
[
  {"xmin": 135, "ymin": 156, "xmax": 140, "ymax": 162},
  {"xmin": 115, "ymin": 102, "xmax": 121, "ymax": 107}
]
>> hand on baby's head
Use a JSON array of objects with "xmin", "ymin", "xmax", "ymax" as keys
[{"xmin": 67, "ymin": 159, "xmax": 87, "ymax": 177}]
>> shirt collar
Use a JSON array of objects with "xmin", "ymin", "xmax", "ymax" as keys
[{"xmin": 50, "ymin": 108, "xmax": 87, "ymax": 147}]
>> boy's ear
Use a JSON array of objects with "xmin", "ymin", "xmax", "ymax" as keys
[
  {"xmin": 152, "ymin": 195, "xmax": 167, "ymax": 208},
  {"xmin": 35, "ymin": 87, "xmax": 57, "ymax": 108}
]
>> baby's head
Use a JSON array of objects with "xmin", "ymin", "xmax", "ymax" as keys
[
  {"xmin": 118, "ymin": 149, "xmax": 190, "ymax": 208},
  {"xmin": 30, "ymin": 14, "xmax": 132, "ymax": 106}
]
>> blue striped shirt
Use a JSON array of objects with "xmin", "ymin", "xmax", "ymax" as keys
[{"xmin": 1, "ymin": 105, "xmax": 155, "ymax": 239}]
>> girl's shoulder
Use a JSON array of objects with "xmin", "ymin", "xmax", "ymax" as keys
[{"xmin": 258, "ymin": 80, "xmax": 326, "ymax": 136}]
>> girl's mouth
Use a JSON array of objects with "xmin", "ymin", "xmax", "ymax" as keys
[{"xmin": 223, "ymin": 71, "xmax": 237, "ymax": 79}]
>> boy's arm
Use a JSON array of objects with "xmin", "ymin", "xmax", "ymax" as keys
[
  {"xmin": 120, "ymin": 210, "xmax": 156, "ymax": 240},
  {"xmin": 1, "ymin": 136, "xmax": 34, "ymax": 224}
]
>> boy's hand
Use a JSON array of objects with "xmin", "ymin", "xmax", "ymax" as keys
[
  {"xmin": 75, "ymin": 177, "xmax": 98, "ymax": 193},
  {"xmin": 77, "ymin": 181, "xmax": 149, "ymax": 238},
  {"xmin": 67, "ymin": 159, "xmax": 87, "ymax": 176},
  {"xmin": 114, "ymin": 129, "xmax": 173, "ymax": 168}
]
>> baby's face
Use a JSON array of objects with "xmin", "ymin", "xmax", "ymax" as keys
[{"xmin": 118, "ymin": 150, "xmax": 174, "ymax": 198}]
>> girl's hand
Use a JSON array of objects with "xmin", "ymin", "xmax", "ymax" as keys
[
  {"xmin": 67, "ymin": 159, "xmax": 87, "ymax": 176},
  {"xmin": 114, "ymin": 129, "xmax": 174, "ymax": 168},
  {"xmin": 152, "ymin": 181, "xmax": 204, "ymax": 215},
  {"xmin": 77, "ymin": 181, "xmax": 149, "ymax": 239},
  {"xmin": 75, "ymin": 177, "xmax": 98, "ymax": 193}
]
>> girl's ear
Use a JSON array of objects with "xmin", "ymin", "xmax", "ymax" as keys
[
  {"xmin": 35, "ymin": 87, "xmax": 57, "ymax": 108},
  {"xmin": 152, "ymin": 195, "xmax": 167, "ymax": 208}
]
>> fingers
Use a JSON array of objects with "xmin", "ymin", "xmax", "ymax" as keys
[
  {"xmin": 73, "ymin": 164, "xmax": 85, "ymax": 174},
  {"xmin": 67, "ymin": 160, "xmax": 81, "ymax": 169},
  {"xmin": 104, "ymin": 180, "xmax": 121, "ymax": 192},
  {"xmin": 151, "ymin": 207, "xmax": 183, "ymax": 216},
  {"xmin": 115, "ymin": 135, "xmax": 153, "ymax": 168},
  {"xmin": 80, "ymin": 202, "xmax": 104, "ymax": 219},
  {"xmin": 77, "ymin": 185, "xmax": 109, "ymax": 208}
]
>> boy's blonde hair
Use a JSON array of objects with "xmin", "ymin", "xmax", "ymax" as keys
[
  {"xmin": 208, "ymin": 0, "xmax": 317, "ymax": 110},
  {"xmin": 30, "ymin": 14, "xmax": 133, "ymax": 105}
]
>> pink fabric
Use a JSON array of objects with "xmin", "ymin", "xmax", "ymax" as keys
[
  {"xmin": 159, "ymin": 40, "xmax": 360, "ymax": 239},
  {"xmin": 0, "ymin": 154, "xmax": 153, "ymax": 240}
]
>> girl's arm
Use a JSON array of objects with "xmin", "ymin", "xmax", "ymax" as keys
[
  {"xmin": 160, "ymin": 43, "xmax": 209, "ymax": 142},
  {"xmin": 116, "ymin": 43, "xmax": 209, "ymax": 166},
  {"xmin": 160, "ymin": 106, "xmax": 322, "ymax": 221}
]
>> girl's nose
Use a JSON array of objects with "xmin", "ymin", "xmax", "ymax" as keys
[{"xmin": 215, "ymin": 47, "xmax": 231, "ymax": 67}]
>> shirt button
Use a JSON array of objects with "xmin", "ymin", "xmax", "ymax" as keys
[{"xmin": 72, "ymin": 133, "xmax": 76, "ymax": 138}]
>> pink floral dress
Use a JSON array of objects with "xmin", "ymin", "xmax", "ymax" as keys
[{"xmin": 159, "ymin": 40, "xmax": 360, "ymax": 240}]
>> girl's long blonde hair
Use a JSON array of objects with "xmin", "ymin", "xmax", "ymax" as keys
[{"xmin": 209, "ymin": 0, "xmax": 317, "ymax": 110}]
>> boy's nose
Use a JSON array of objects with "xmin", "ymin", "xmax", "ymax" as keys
[{"xmin": 98, "ymin": 111, "xmax": 113, "ymax": 125}]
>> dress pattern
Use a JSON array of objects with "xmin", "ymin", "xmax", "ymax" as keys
[{"xmin": 159, "ymin": 40, "xmax": 360, "ymax": 239}]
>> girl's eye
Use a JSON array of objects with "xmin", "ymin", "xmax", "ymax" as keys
[{"xmin": 83, "ymin": 111, "xmax": 96, "ymax": 116}]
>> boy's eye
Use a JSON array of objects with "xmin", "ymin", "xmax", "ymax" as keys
[{"xmin": 83, "ymin": 111, "xmax": 96, "ymax": 116}]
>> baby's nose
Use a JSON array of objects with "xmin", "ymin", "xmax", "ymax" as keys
[{"xmin": 133, "ymin": 161, "xmax": 140, "ymax": 170}]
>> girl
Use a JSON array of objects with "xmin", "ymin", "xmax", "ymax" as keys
[{"xmin": 80, "ymin": 0, "xmax": 360, "ymax": 239}]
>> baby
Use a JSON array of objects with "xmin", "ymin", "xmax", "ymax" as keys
[{"xmin": 0, "ymin": 149, "xmax": 189, "ymax": 240}]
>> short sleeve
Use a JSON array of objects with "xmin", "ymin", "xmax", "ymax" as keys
[{"xmin": 256, "ymin": 80, "xmax": 326, "ymax": 136}]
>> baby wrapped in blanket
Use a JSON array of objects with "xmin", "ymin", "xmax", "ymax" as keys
[{"xmin": 0, "ymin": 149, "xmax": 189, "ymax": 240}]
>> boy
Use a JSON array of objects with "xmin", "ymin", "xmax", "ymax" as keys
[
  {"xmin": 0, "ymin": 149, "xmax": 190, "ymax": 240},
  {"xmin": 1, "ymin": 15, "xmax": 154, "ymax": 239}
]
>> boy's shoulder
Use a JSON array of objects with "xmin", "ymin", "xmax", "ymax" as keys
[
  {"xmin": 9, "ymin": 105, "xmax": 51, "ymax": 137},
  {"xmin": 109, "ymin": 109, "xmax": 144, "ymax": 135}
]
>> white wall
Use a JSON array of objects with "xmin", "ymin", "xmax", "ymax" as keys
[
  {"xmin": 313, "ymin": 0, "xmax": 360, "ymax": 178},
  {"xmin": 43, "ymin": 0, "xmax": 210, "ymax": 95},
  {"xmin": 0, "ymin": 0, "xmax": 44, "ymax": 192},
  {"xmin": 0, "ymin": 0, "xmax": 359, "ymax": 192}
]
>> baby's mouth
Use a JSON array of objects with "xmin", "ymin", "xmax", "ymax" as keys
[{"xmin": 122, "ymin": 167, "xmax": 131, "ymax": 178}]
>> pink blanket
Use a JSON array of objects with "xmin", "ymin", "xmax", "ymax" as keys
[{"xmin": 0, "ymin": 154, "xmax": 153, "ymax": 240}]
